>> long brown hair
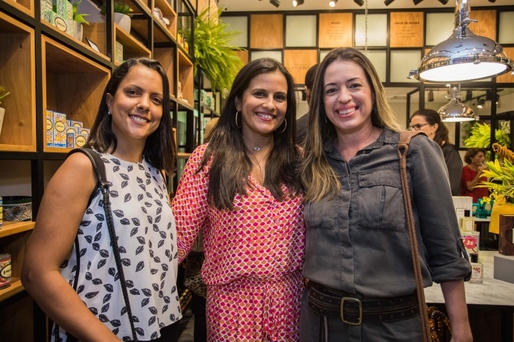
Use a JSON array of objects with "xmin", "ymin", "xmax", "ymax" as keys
[
  {"xmin": 300, "ymin": 47, "xmax": 401, "ymax": 202},
  {"xmin": 199, "ymin": 58, "xmax": 303, "ymax": 210}
]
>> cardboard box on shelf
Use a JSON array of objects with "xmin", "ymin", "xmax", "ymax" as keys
[
  {"xmin": 53, "ymin": 111, "xmax": 67, "ymax": 148},
  {"xmin": 46, "ymin": 109, "xmax": 54, "ymax": 147}
]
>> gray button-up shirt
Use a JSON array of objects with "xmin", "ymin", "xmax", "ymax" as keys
[{"xmin": 303, "ymin": 128, "xmax": 470, "ymax": 298}]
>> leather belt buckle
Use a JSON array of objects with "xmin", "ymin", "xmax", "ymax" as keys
[{"xmin": 340, "ymin": 297, "xmax": 362, "ymax": 325}]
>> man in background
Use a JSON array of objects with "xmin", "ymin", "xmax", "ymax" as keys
[{"xmin": 296, "ymin": 63, "xmax": 319, "ymax": 145}]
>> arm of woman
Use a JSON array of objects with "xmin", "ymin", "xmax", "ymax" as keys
[
  {"xmin": 172, "ymin": 145, "xmax": 210, "ymax": 263},
  {"xmin": 440, "ymin": 280, "xmax": 473, "ymax": 342},
  {"xmin": 21, "ymin": 153, "xmax": 121, "ymax": 342},
  {"xmin": 465, "ymin": 166, "xmax": 485, "ymax": 191}
]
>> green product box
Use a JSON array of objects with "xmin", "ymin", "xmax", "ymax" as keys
[
  {"xmin": 43, "ymin": 10, "xmax": 57, "ymax": 25},
  {"xmin": 41, "ymin": 0, "xmax": 53, "ymax": 17}
]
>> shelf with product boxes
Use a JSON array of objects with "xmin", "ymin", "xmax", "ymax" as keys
[{"xmin": 0, "ymin": 0, "xmax": 198, "ymax": 339}]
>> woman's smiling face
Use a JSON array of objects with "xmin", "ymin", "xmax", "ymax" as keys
[
  {"xmin": 235, "ymin": 70, "xmax": 288, "ymax": 138},
  {"xmin": 106, "ymin": 64, "xmax": 164, "ymax": 143},
  {"xmin": 323, "ymin": 59, "xmax": 374, "ymax": 135}
]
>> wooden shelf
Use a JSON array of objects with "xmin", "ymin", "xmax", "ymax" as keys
[
  {"xmin": 0, "ymin": 12, "xmax": 36, "ymax": 152},
  {"xmin": 154, "ymin": 46, "xmax": 175, "ymax": 97},
  {"xmin": 114, "ymin": 23, "xmax": 151, "ymax": 66},
  {"xmin": 2, "ymin": 0, "xmax": 33, "ymax": 17},
  {"xmin": 178, "ymin": 49, "xmax": 194, "ymax": 105},
  {"xmin": 0, "ymin": 221, "xmax": 34, "ymax": 238},
  {"xmin": 41, "ymin": 35, "xmax": 111, "ymax": 152},
  {"xmin": 0, "ymin": 277, "xmax": 24, "ymax": 302},
  {"xmin": 154, "ymin": 0, "xmax": 178, "ymax": 40}
]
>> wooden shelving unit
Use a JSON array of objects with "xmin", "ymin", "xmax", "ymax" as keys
[{"xmin": 0, "ymin": 0, "xmax": 197, "ymax": 340}]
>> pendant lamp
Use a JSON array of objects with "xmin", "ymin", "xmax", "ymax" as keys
[
  {"xmin": 408, "ymin": 0, "xmax": 513, "ymax": 82},
  {"xmin": 438, "ymin": 84, "xmax": 477, "ymax": 122}
]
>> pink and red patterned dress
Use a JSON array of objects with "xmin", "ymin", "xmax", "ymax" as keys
[{"xmin": 172, "ymin": 144, "xmax": 305, "ymax": 341}]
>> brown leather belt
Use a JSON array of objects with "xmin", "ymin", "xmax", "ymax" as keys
[{"xmin": 307, "ymin": 281, "xmax": 419, "ymax": 325}]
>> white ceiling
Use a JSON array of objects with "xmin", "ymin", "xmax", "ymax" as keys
[{"xmin": 217, "ymin": 0, "xmax": 513, "ymax": 13}]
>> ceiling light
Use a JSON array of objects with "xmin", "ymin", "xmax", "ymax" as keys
[
  {"xmin": 293, "ymin": 0, "xmax": 304, "ymax": 6},
  {"xmin": 352, "ymin": 0, "xmax": 363, "ymax": 7},
  {"xmin": 477, "ymin": 98, "xmax": 486, "ymax": 109},
  {"xmin": 384, "ymin": 0, "xmax": 395, "ymax": 5},
  {"xmin": 438, "ymin": 0, "xmax": 449, "ymax": 4},
  {"xmin": 413, "ymin": 0, "xmax": 423, "ymax": 5},
  {"xmin": 270, "ymin": 0, "xmax": 280, "ymax": 7},
  {"xmin": 438, "ymin": 85, "xmax": 477, "ymax": 122},
  {"xmin": 331, "ymin": 0, "xmax": 340, "ymax": 7},
  {"xmin": 408, "ymin": 0, "xmax": 513, "ymax": 82}
]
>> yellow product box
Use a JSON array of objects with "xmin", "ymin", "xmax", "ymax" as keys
[
  {"xmin": 75, "ymin": 134, "xmax": 87, "ymax": 147},
  {"xmin": 46, "ymin": 109, "xmax": 54, "ymax": 147},
  {"xmin": 80, "ymin": 128, "xmax": 90, "ymax": 137},
  {"xmin": 67, "ymin": 120, "xmax": 83, "ymax": 133},
  {"xmin": 53, "ymin": 112, "xmax": 67, "ymax": 148},
  {"xmin": 66, "ymin": 126, "xmax": 76, "ymax": 148}
]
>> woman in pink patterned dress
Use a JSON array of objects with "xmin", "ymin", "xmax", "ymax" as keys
[{"xmin": 172, "ymin": 58, "xmax": 305, "ymax": 341}]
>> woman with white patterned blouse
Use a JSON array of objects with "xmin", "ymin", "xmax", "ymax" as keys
[{"xmin": 22, "ymin": 58, "xmax": 181, "ymax": 341}]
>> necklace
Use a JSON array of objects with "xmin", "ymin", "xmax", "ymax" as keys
[{"xmin": 254, "ymin": 147, "xmax": 261, "ymax": 151}]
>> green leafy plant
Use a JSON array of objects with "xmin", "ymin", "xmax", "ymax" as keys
[
  {"xmin": 0, "ymin": 86, "xmax": 10, "ymax": 105},
  {"xmin": 100, "ymin": 2, "xmax": 134, "ymax": 17},
  {"xmin": 192, "ymin": 8, "xmax": 244, "ymax": 96},
  {"xmin": 72, "ymin": 0, "xmax": 90, "ymax": 25},
  {"xmin": 464, "ymin": 121, "xmax": 510, "ymax": 148},
  {"xmin": 480, "ymin": 158, "xmax": 514, "ymax": 204}
]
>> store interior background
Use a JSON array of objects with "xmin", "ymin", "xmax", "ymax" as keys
[
  {"xmin": 212, "ymin": 0, "xmax": 514, "ymax": 167},
  {"xmin": 0, "ymin": 0, "xmax": 513, "ymax": 340}
]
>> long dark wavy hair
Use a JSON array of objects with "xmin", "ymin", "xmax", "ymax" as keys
[
  {"xmin": 199, "ymin": 58, "xmax": 303, "ymax": 210},
  {"xmin": 85, "ymin": 58, "xmax": 175, "ymax": 175}
]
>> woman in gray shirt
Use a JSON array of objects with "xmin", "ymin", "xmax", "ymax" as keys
[{"xmin": 299, "ymin": 47, "xmax": 472, "ymax": 342}]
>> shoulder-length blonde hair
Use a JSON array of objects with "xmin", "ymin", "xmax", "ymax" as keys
[{"xmin": 300, "ymin": 47, "xmax": 402, "ymax": 202}]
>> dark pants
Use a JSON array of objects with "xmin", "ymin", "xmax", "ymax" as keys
[
  {"xmin": 191, "ymin": 293, "xmax": 207, "ymax": 342},
  {"xmin": 154, "ymin": 322, "xmax": 180, "ymax": 342}
]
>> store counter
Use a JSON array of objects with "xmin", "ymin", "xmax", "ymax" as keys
[{"xmin": 424, "ymin": 251, "xmax": 514, "ymax": 341}]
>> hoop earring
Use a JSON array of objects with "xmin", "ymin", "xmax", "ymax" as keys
[
  {"xmin": 278, "ymin": 118, "xmax": 287, "ymax": 134},
  {"xmin": 235, "ymin": 111, "xmax": 241, "ymax": 129}
]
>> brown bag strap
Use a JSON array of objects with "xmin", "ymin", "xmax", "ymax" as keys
[{"xmin": 397, "ymin": 131, "xmax": 432, "ymax": 342}]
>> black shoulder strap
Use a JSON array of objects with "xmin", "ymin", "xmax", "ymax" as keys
[
  {"xmin": 66, "ymin": 147, "xmax": 138, "ymax": 341},
  {"xmin": 67, "ymin": 147, "xmax": 108, "ymax": 190}
]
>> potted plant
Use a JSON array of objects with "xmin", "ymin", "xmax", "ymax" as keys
[
  {"xmin": 0, "ymin": 86, "xmax": 10, "ymax": 137},
  {"xmin": 190, "ymin": 8, "xmax": 245, "ymax": 96},
  {"xmin": 100, "ymin": 2, "xmax": 133, "ymax": 33},
  {"xmin": 478, "ymin": 143, "xmax": 514, "ymax": 234},
  {"xmin": 71, "ymin": 0, "xmax": 90, "ymax": 41}
]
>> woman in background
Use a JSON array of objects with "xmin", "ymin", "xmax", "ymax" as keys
[
  {"xmin": 410, "ymin": 108, "xmax": 462, "ymax": 195},
  {"xmin": 461, "ymin": 147, "xmax": 489, "ymax": 202},
  {"xmin": 172, "ymin": 58, "xmax": 304, "ymax": 341}
]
